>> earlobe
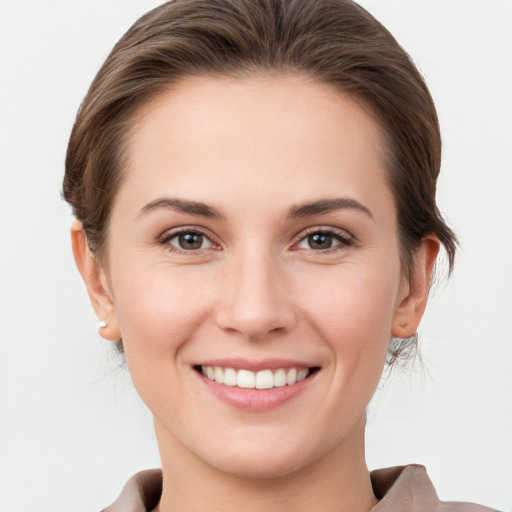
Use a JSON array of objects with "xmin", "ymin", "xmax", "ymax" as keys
[
  {"xmin": 391, "ymin": 235, "xmax": 440, "ymax": 338},
  {"xmin": 70, "ymin": 220, "xmax": 121, "ymax": 341}
]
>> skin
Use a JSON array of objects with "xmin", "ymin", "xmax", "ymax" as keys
[{"xmin": 72, "ymin": 75, "xmax": 438, "ymax": 512}]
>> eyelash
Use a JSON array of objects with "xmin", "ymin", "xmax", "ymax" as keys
[
  {"xmin": 292, "ymin": 227, "xmax": 354, "ymax": 253},
  {"xmin": 158, "ymin": 227, "xmax": 219, "ymax": 254},
  {"xmin": 158, "ymin": 226, "xmax": 354, "ymax": 255}
]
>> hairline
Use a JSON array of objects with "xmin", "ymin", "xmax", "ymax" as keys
[{"xmin": 90, "ymin": 70, "xmax": 413, "ymax": 280}]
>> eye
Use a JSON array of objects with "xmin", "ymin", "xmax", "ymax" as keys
[
  {"xmin": 295, "ymin": 229, "xmax": 352, "ymax": 251},
  {"xmin": 161, "ymin": 229, "xmax": 215, "ymax": 252}
]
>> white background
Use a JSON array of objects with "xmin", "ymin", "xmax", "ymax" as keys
[{"xmin": 0, "ymin": 1, "xmax": 511, "ymax": 510}]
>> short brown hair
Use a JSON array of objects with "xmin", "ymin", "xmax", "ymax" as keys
[{"xmin": 63, "ymin": 0, "xmax": 457, "ymax": 360}]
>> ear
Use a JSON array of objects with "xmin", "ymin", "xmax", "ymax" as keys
[
  {"xmin": 71, "ymin": 220, "xmax": 121, "ymax": 341},
  {"xmin": 391, "ymin": 235, "xmax": 440, "ymax": 338}
]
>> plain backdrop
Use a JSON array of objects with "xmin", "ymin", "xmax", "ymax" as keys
[{"xmin": 0, "ymin": 1, "xmax": 511, "ymax": 511}]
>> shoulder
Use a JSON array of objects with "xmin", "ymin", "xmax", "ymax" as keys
[
  {"xmin": 371, "ymin": 465, "xmax": 501, "ymax": 512},
  {"xmin": 101, "ymin": 469, "xmax": 162, "ymax": 512}
]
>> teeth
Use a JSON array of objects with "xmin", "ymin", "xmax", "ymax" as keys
[
  {"xmin": 273, "ymin": 368, "xmax": 287, "ymax": 388},
  {"xmin": 255, "ymin": 370, "xmax": 273, "ymax": 389},
  {"xmin": 214, "ymin": 366, "xmax": 224, "ymax": 384},
  {"xmin": 297, "ymin": 368, "xmax": 308, "ymax": 382},
  {"xmin": 223, "ymin": 368, "xmax": 237, "ymax": 386},
  {"xmin": 237, "ymin": 369, "xmax": 256, "ymax": 388},
  {"xmin": 286, "ymin": 368, "xmax": 297, "ymax": 385},
  {"xmin": 201, "ymin": 366, "xmax": 312, "ymax": 389}
]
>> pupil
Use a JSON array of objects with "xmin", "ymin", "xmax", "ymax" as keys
[
  {"xmin": 179, "ymin": 233, "xmax": 202, "ymax": 250},
  {"xmin": 309, "ymin": 233, "xmax": 332, "ymax": 249}
]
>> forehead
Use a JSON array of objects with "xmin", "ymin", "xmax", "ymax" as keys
[{"xmin": 118, "ymin": 74, "xmax": 392, "ymax": 220}]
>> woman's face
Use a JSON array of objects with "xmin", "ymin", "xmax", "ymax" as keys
[{"xmin": 82, "ymin": 75, "xmax": 432, "ymax": 478}]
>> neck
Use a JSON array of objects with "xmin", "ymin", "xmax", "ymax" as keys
[{"xmin": 154, "ymin": 414, "xmax": 377, "ymax": 512}]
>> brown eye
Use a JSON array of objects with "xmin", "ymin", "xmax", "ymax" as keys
[
  {"xmin": 166, "ymin": 231, "xmax": 213, "ymax": 251},
  {"xmin": 179, "ymin": 233, "xmax": 203, "ymax": 249},
  {"xmin": 307, "ymin": 233, "xmax": 334, "ymax": 250},
  {"xmin": 296, "ymin": 229, "xmax": 352, "ymax": 252}
]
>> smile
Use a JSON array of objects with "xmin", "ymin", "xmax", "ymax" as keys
[{"xmin": 200, "ymin": 366, "xmax": 314, "ymax": 389}]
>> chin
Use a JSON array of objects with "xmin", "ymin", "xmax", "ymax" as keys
[
  {"xmin": 211, "ymin": 454, "xmax": 308, "ymax": 480},
  {"xmin": 200, "ymin": 435, "xmax": 320, "ymax": 480}
]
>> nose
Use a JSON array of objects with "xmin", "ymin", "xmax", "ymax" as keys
[{"xmin": 215, "ymin": 249, "xmax": 297, "ymax": 341}]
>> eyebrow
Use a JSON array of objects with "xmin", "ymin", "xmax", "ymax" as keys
[
  {"xmin": 138, "ymin": 196, "xmax": 372, "ymax": 221},
  {"xmin": 138, "ymin": 198, "xmax": 225, "ymax": 219},
  {"xmin": 287, "ymin": 197, "xmax": 373, "ymax": 219}
]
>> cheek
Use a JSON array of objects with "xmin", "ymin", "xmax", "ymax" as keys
[
  {"xmin": 110, "ymin": 266, "xmax": 222, "ymax": 422},
  {"xmin": 297, "ymin": 260, "xmax": 400, "ymax": 391},
  {"xmin": 112, "ymin": 266, "xmax": 215, "ymax": 369},
  {"xmin": 299, "ymin": 262, "xmax": 400, "ymax": 343}
]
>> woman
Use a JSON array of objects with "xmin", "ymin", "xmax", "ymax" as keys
[{"xmin": 62, "ymin": 0, "xmax": 499, "ymax": 510}]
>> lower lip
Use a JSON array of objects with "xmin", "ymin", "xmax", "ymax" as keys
[{"xmin": 198, "ymin": 371, "xmax": 317, "ymax": 411}]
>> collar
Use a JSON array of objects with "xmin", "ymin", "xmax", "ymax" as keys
[{"xmin": 102, "ymin": 465, "xmax": 498, "ymax": 512}]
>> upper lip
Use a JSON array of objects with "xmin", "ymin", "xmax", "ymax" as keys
[{"xmin": 195, "ymin": 358, "xmax": 319, "ymax": 372}]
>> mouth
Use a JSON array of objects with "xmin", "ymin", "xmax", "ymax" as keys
[{"xmin": 193, "ymin": 365, "xmax": 320, "ymax": 390}]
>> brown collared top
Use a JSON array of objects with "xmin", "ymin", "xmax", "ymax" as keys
[{"xmin": 102, "ymin": 465, "xmax": 501, "ymax": 512}]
